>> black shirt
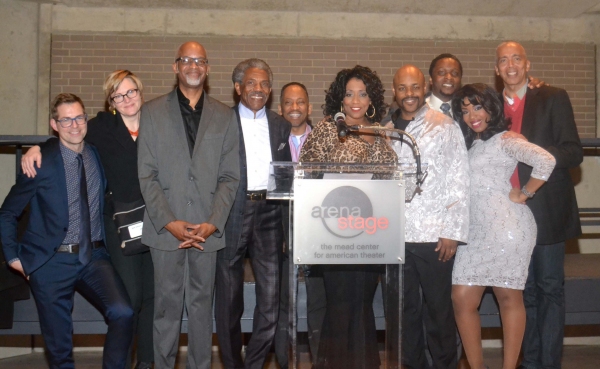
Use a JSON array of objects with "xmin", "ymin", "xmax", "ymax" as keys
[
  {"xmin": 176, "ymin": 87, "xmax": 205, "ymax": 157},
  {"xmin": 391, "ymin": 109, "xmax": 412, "ymax": 143}
]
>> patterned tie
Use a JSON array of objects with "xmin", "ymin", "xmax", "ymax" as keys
[
  {"xmin": 77, "ymin": 154, "xmax": 92, "ymax": 265},
  {"xmin": 440, "ymin": 102, "xmax": 452, "ymax": 117}
]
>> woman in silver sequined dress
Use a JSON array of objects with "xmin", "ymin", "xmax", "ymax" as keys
[{"xmin": 450, "ymin": 83, "xmax": 556, "ymax": 369}]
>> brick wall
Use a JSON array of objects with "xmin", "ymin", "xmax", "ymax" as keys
[{"xmin": 50, "ymin": 35, "xmax": 596, "ymax": 137}]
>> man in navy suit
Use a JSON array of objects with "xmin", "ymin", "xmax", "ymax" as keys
[{"xmin": 0, "ymin": 93, "xmax": 133, "ymax": 369}]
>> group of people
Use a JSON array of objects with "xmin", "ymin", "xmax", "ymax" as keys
[{"xmin": 0, "ymin": 39, "xmax": 582, "ymax": 369}]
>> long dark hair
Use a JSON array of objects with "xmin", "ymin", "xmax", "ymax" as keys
[
  {"xmin": 451, "ymin": 83, "xmax": 509, "ymax": 149},
  {"xmin": 323, "ymin": 65, "xmax": 387, "ymax": 123}
]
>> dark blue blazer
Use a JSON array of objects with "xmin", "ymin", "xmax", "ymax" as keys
[{"xmin": 0, "ymin": 138, "xmax": 107, "ymax": 276}]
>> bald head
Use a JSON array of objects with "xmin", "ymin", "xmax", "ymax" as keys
[
  {"xmin": 172, "ymin": 41, "xmax": 210, "ymax": 92},
  {"xmin": 176, "ymin": 41, "xmax": 207, "ymax": 59},
  {"xmin": 495, "ymin": 41, "xmax": 530, "ymax": 92},
  {"xmin": 392, "ymin": 65, "xmax": 427, "ymax": 120}
]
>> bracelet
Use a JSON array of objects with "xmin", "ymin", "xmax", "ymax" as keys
[{"xmin": 521, "ymin": 186, "xmax": 535, "ymax": 199}]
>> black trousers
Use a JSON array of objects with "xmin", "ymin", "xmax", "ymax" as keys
[
  {"xmin": 403, "ymin": 243, "xmax": 457, "ymax": 369},
  {"xmin": 215, "ymin": 199, "xmax": 283, "ymax": 369},
  {"xmin": 104, "ymin": 212, "xmax": 155, "ymax": 364},
  {"xmin": 315, "ymin": 265, "xmax": 381, "ymax": 369},
  {"xmin": 275, "ymin": 260, "xmax": 326, "ymax": 368}
]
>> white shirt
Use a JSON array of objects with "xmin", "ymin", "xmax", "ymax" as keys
[
  {"xmin": 426, "ymin": 93, "xmax": 453, "ymax": 117},
  {"xmin": 239, "ymin": 103, "xmax": 272, "ymax": 190}
]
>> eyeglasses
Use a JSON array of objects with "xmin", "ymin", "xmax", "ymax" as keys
[
  {"xmin": 175, "ymin": 56, "xmax": 209, "ymax": 67},
  {"xmin": 111, "ymin": 89, "xmax": 139, "ymax": 103},
  {"xmin": 55, "ymin": 114, "xmax": 88, "ymax": 128}
]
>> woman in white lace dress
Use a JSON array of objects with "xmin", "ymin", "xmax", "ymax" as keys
[{"xmin": 450, "ymin": 83, "xmax": 556, "ymax": 369}]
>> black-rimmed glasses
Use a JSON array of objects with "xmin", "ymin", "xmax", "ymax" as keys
[
  {"xmin": 111, "ymin": 89, "xmax": 139, "ymax": 103},
  {"xmin": 55, "ymin": 114, "xmax": 88, "ymax": 128},
  {"xmin": 175, "ymin": 56, "xmax": 209, "ymax": 67}
]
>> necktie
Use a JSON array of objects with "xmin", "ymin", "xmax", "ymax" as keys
[
  {"xmin": 77, "ymin": 154, "xmax": 92, "ymax": 265},
  {"xmin": 292, "ymin": 135, "xmax": 301, "ymax": 150},
  {"xmin": 440, "ymin": 102, "xmax": 452, "ymax": 117}
]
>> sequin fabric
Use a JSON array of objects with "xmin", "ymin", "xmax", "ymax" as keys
[
  {"xmin": 387, "ymin": 105, "xmax": 470, "ymax": 243},
  {"xmin": 452, "ymin": 133, "xmax": 556, "ymax": 289}
]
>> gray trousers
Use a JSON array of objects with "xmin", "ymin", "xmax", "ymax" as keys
[{"xmin": 150, "ymin": 247, "xmax": 217, "ymax": 369}]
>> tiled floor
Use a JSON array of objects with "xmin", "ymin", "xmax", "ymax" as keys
[{"xmin": 1, "ymin": 346, "xmax": 600, "ymax": 368}]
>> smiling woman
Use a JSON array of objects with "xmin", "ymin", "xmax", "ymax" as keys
[
  {"xmin": 450, "ymin": 83, "xmax": 556, "ymax": 369},
  {"xmin": 299, "ymin": 65, "xmax": 397, "ymax": 369}
]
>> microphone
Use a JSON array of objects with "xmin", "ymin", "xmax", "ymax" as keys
[{"xmin": 334, "ymin": 112, "xmax": 351, "ymax": 138}]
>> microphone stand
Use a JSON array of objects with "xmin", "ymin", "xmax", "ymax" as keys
[{"xmin": 345, "ymin": 124, "xmax": 425, "ymax": 185}]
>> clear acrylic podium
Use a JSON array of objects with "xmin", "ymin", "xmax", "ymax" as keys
[{"xmin": 268, "ymin": 161, "xmax": 424, "ymax": 369}]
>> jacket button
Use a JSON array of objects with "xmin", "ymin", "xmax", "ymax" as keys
[
  {"xmin": 63, "ymin": 228, "xmax": 68, "ymax": 232},
  {"xmin": 187, "ymin": 201, "xmax": 192, "ymax": 206}
]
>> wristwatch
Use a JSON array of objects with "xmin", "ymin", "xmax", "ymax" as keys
[{"xmin": 521, "ymin": 186, "xmax": 535, "ymax": 199}]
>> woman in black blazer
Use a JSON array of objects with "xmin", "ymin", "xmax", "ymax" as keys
[{"xmin": 22, "ymin": 70, "xmax": 154, "ymax": 369}]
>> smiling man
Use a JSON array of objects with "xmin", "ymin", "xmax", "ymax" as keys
[
  {"xmin": 215, "ymin": 58, "xmax": 292, "ymax": 369},
  {"xmin": 387, "ymin": 64, "xmax": 469, "ymax": 369},
  {"xmin": 495, "ymin": 41, "xmax": 583, "ymax": 369},
  {"xmin": 0, "ymin": 93, "xmax": 134, "ymax": 368},
  {"xmin": 426, "ymin": 53, "xmax": 463, "ymax": 117},
  {"xmin": 138, "ymin": 41, "xmax": 240, "ymax": 369},
  {"xmin": 278, "ymin": 82, "xmax": 313, "ymax": 161}
]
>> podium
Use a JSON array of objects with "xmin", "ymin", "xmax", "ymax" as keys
[{"xmin": 268, "ymin": 161, "xmax": 424, "ymax": 369}]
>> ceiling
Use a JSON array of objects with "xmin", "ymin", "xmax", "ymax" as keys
[{"xmin": 21, "ymin": 0, "xmax": 600, "ymax": 18}]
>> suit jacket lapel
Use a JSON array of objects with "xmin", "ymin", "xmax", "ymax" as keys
[
  {"xmin": 267, "ymin": 110, "xmax": 284, "ymax": 161},
  {"xmin": 167, "ymin": 89, "xmax": 190, "ymax": 161},
  {"xmin": 521, "ymin": 87, "xmax": 539, "ymax": 139},
  {"xmin": 192, "ymin": 93, "xmax": 213, "ymax": 159},
  {"xmin": 110, "ymin": 113, "xmax": 137, "ymax": 156}
]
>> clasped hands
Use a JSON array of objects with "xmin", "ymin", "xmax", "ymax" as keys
[{"xmin": 165, "ymin": 220, "xmax": 217, "ymax": 251}]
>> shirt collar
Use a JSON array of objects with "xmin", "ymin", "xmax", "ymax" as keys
[
  {"xmin": 238, "ymin": 102, "xmax": 267, "ymax": 120},
  {"xmin": 427, "ymin": 93, "xmax": 448, "ymax": 112},
  {"xmin": 59, "ymin": 140, "xmax": 86, "ymax": 162},
  {"xmin": 503, "ymin": 83, "xmax": 528, "ymax": 105},
  {"xmin": 177, "ymin": 87, "xmax": 204, "ymax": 110},
  {"xmin": 290, "ymin": 123, "xmax": 312, "ymax": 138}
]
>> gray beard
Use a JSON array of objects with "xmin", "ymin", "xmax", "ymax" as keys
[{"xmin": 185, "ymin": 76, "xmax": 201, "ymax": 86}]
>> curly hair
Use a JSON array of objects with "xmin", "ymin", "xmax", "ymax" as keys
[
  {"xmin": 323, "ymin": 65, "xmax": 387, "ymax": 124},
  {"xmin": 451, "ymin": 83, "xmax": 509, "ymax": 149}
]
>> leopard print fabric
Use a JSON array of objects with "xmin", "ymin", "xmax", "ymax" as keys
[{"xmin": 299, "ymin": 119, "xmax": 397, "ymax": 164}]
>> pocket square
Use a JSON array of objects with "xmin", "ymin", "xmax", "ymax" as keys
[{"xmin": 278, "ymin": 143, "xmax": 287, "ymax": 150}]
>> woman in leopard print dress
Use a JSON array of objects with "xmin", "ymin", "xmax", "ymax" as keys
[{"xmin": 299, "ymin": 65, "xmax": 397, "ymax": 369}]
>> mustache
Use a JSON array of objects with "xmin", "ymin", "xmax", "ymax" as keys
[
  {"xmin": 249, "ymin": 91, "xmax": 266, "ymax": 99},
  {"xmin": 401, "ymin": 96, "xmax": 420, "ymax": 104}
]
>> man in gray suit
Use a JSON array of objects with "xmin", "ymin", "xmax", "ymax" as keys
[{"xmin": 138, "ymin": 41, "xmax": 240, "ymax": 369}]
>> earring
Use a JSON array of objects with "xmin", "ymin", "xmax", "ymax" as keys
[
  {"xmin": 340, "ymin": 103, "xmax": 344, "ymax": 113},
  {"xmin": 112, "ymin": 109, "xmax": 116, "ymax": 115},
  {"xmin": 366, "ymin": 103, "xmax": 376, "ymax": 119}
]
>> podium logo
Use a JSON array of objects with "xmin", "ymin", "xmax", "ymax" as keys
[{"xmin": 311, "ymin": 186, "xmax": 388, "ymax": 238}]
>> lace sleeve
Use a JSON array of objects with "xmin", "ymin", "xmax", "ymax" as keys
[
  {"xmin": 299, "ymin": 119, "xmax": 336, "ymax": 162},
  {"xmin": 501, "ymin": 135, "xmax": 556, "ymax": 181}
]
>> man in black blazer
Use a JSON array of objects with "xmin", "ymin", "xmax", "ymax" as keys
[
  {"xmin": 215, "ymin": 58, "xmax": 292, "ymax": 369},
  {"xmin": 0, "ymin": 93, "xmax": 133, "ymax": 368},
  {"xmin": 496, "ymin": 41, "xmax": 583, "ymax": 369}
]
